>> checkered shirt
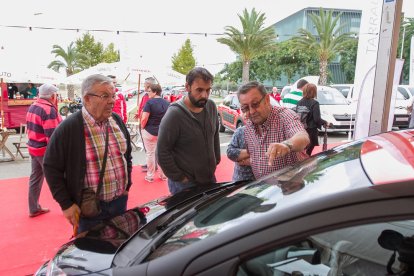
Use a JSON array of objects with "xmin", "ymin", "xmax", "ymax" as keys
[
  {"xmin": 82, "ymin": 108, "xmax": 128, "ymax": 201},
  {"xmin": 245, "ymin": 106, "xmax": 308, "ymax": 179}
]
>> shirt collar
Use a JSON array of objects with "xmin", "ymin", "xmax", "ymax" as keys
[{"xmin": 82, "ymin": 107, "xmax": 109, "ymax": 127}]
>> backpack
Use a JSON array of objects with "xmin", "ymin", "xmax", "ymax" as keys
[{"xmin": 293, "ymin": 102, "xmax": 315, "ymax": 129}]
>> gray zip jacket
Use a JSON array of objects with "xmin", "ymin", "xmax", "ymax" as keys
[{"xmin": 157, "ymin": 97, "xmax": 221, "ymax": 184}]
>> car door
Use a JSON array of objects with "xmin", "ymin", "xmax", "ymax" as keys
[{"xmin": 180, "ymin": 193, "xmax": 414, "ymax": 275}]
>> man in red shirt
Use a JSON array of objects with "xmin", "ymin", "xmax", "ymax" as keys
[
  {"xmin": 26, "ymin": 84, "xmax": 62, "ymax": 217},
  {"xmin": 109, "ymin": 75, "xmax": 127, "ymax": 123},
  {"xmin": 269, "ymin": 87, "xmax": 281, "ymax": 103}
]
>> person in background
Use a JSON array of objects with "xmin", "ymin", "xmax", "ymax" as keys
[
  {"xmin": 8, "ymin": 83, "xmax": 18, "ymax": 99},
  {"xmin": 44, "ymin": 74, "xmax": 132, "ymax": 234},
  {"xmin": 296, "ymin": 83, "xmax": 329, "ymax": 156},
  {"xmin": 108, "ymin": 75, "xmax": 127, "ymax": 123},
  {"xmin": 140, "ymin": 83, "xmax": 170, "ymax": 182},
  {"xmin": 238, "ymin": 81, "xmax": 309, "ymax": 180},
  {"xmin": 269, "ymin": 87, "xmax": 281, "ymax": 104},
  {"xmin": 27, "ymin": 83, "xmax": 38, "ymax": 99},
  {"xmin": 157, "ymin": 67, "xmax": 220, "ymax": 195},
  {"xmin": 282, "ymin": 79, "xmax": 308, "ymax": 109},
  {"xmin": 26, "ymin": 83, "xmax": 62, "ymax": 217},
  {"xmin": 227, "ymin": 126, "xmax": 255, "ymax": 182},
  {"xmin": 135, "ymin": 77, "xmax": 157, "ymax": 172}
]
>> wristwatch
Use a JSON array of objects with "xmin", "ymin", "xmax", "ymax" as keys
[{"xmin": 282, "ymin": 140, "xmax": 293, "ymax": 152}]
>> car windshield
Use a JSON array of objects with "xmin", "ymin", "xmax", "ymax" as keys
[
  {"xmin": 332, "ymin": 86, "xmax": 351, "ymax": 97},
  {"xmin": 136, "ymin": 142, "xmax": 371, "ymax": 263},
  {"xmin": 317, "ymin": 88, "xmax": 348, "ymax": 105}
]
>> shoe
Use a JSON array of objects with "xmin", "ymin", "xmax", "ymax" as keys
[
  {"xmin": 144, "ymin": 176, "xmax": 154, "ymax": 183},
  {"xmin": 29, "ymin": 207, "xmax": 50, "ymax": 218}
]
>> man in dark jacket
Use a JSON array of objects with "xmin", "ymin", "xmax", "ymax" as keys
[
  {"xmin": 44, "ymin": 74, "xmax": 132, "ymax": 233},
  {"xmin": 157, "ymin": 67, "xmax": 220, "ymax": 195}
]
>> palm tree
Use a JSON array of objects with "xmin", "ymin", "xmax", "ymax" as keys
[
  {"xmin": 48, "ymin": 42, "xmax": 85, "ymax": 99},
  {"xmin": 48, "ymin": 42, "xmax": 85, "ymax": 76},
  {"xmin": 217, "ymin": 8, "xmax": 276, "ymax": 83},
  {"xmin": 292, "ymin": 8, "xmax": 353, "ymax": 85}
]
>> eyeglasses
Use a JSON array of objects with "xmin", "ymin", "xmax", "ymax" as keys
[
  {"xmin": 240, "ymin": 94, "xmax": 266, "ymax": 113},
  {"xmin": 87, "ymin": 93, "xmax": 116, "ymax": 101}
]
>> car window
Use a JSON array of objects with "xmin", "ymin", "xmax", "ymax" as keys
[
  {"xmin": 397, "ymin": 87, "xmax": 410, "ymax": 99},
  {"xmin": 281, "ymin": 87, "xmax": 291, "ymax": 98},
  {"xmin": 237, "ymin": 220, "xmax": 414, "ymax": 276},
  {"xmin": 317, "ymin": 88, "xmax": 348, "ymax": 105},
  {"xmin": 332, "ymin": 85, "xmax": 350, "ymax": 97},
  {"xmin": 223, "ymin": 95, "xmax": 232, "ymax": 106},
  {"xmin": 396, "ymin": 91, "xmax": 406, "ymax": 100},
  {"xmin": 408, "ymin": 87, "xmax": 414, "ymax": 97},
  {"xmin": 231, "ymin": 95, "xmax": 240, "ymax": 107}
]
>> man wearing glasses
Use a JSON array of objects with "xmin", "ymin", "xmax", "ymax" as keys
[
  {"xmin": 238, "ymin": 81, "xmax": 309, "ymax": 179},
  {"xmin": 44, "ymin": 74, "xmax": 132, "ymax": 234}
]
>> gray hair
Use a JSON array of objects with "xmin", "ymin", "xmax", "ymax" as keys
[
  {"xmin": 144, "ymin": 77, "xmax": 157, "ymax": 85},
  {"xmin": 81, "ymin": 74, "xmax": 113, "ymax": 97},
  {"xmin": 237, "ymin": 81, "xmax": 267, "ymax": 97}
]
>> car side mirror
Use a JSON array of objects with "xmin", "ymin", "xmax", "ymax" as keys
[{"xmin": 229, "ymin": 104, "xmax": 238, "ymax": 110}]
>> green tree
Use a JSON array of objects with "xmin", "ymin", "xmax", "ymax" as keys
[
  {"xmin": 48, "ymin": 42, "xmax": 84, "ymax": 99},
  {"xmin": 274, "ymin": 40, "xmax": 319, "ymax": 84},
  {"xmin": 171, "ymin": 39, "xmax": 196, "ymax": 75},
  {"xmin": 397, "ymin": 17, "xmax": 414, "ymax": 84},
  {"xmin": 339, "ymin": 39, "xmax": 358, "ymax": 83},
  {"xmin": 75, "ymin": 33, "xmax": 119, "ymax": 68},
  {"xmin": 217, "ymin": 8, "xmax": 276, "ymax": 83},
  {"xmin": 292, "ymin": 8, "xmax": 352, "ymax": 85},
  {"xmin": 102, "ymin": 43, "xmax": 120, "ymax": 63},
  {"xmin": 48, "ymin": 42, "xmax": 82, "ymax": 76}
]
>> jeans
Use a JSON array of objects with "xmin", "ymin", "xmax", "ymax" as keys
[
  {"xmin": 168, "ymin": 179, "xmax": 198, "ymax": 195},
  {"xmin": 78, "ymin": 194, "xmax": 128, "ymax": 234},
  {"xmin": 28, "ymin": 155, "xmax": 45, "ymax": 214}
]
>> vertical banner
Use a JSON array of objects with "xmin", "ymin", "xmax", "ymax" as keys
[
  {"xmin": 410, "ymin": 36, "xmax": 414, "ymax": 86},
  {"xmin": 354, "ymin": 0, "xmax": 402, "ymax": 139},
  {"xmin": 353, "ymin": 1, "xmax": 383, "ymax": 139}
]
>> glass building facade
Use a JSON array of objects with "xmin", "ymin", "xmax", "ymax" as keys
[{"xmin": 272, "ymin": 7, "xmax": 362, "ymax": 86}]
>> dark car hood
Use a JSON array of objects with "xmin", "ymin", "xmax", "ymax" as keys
[{"xmin": 36, "ymin": 182, "xmax": 243, "ymax": 275}]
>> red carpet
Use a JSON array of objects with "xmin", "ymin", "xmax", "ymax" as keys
[{"xmin": 0, "ymin": 145, "xmax": 338, "ymax": 275}]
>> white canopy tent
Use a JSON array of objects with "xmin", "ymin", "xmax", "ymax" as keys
[{"xmin": 62, "ymin": 62, "xmax": 185, "ymax": 88}]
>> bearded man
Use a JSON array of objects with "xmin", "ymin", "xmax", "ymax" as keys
[{"xmin": 157, "ymin": 67, "xmax": 220, "ymax": 195}]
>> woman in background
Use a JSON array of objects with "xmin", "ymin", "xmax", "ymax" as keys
[
  {"xmin": 140, "ymin": 83, "xmax": 170, "ymax": 182},
  {"xmin": 296, "ymin": 83, "xmax": 329, "ymax": 156}
]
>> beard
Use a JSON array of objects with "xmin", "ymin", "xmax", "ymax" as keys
[{"xmin": 188, "ymin": 91, "xmax": 207, "ymax": 108}]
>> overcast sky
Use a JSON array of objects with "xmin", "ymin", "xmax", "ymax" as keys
[{"xmin": 1, "ymin": 0, "xmax": 413, "ymax": 76}]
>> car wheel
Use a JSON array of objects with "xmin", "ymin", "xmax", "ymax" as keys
[
  {"xmin": 59, "ymin": 106, "xmax": 69, "ymax": 116},
  {"xmin": 218, "ymin": 114, "xmax": 225, "ymax": 132},
  {"xmin": 236, "ymin": 121, "xmax": 244, "ymax": 129}
]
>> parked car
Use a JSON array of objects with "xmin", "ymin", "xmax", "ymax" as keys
[
  {"xmin": 330, "ymin": 84, "xmax": 354, "ymax": 102},
  {"xmin": 35, "ymin": 129, "xmax": 414, "ymax": 276},
  {"xmin": 397, "ymin": 84, "xmax": 414, "ymax": 100},
  {"xmin": 217, "ymin": 93, "xmax": 279, "ymax": 132},
  {"xmin": 393, "ymin": 90, "xmax": 411, "ymax": 128},
  {"xmin": 163, "ymin": 86, "xmax": 187, "ymax": 103},
  {"xmin": 316, "ymin": 86, "xmax": 356, "ymax": 133}
]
